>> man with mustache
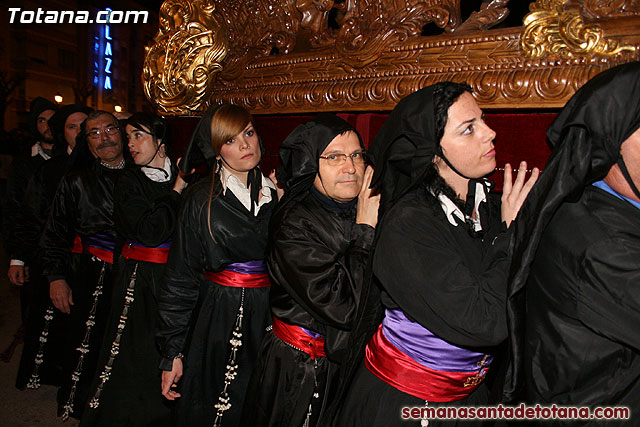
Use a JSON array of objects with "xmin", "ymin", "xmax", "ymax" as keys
[
  {"xmin": 3, "ymin": 97, "xmax": 57, "ymax": 320},
  {"xmin": 39, "ymin": 110, "xmax": 127, "ymax": 420}
]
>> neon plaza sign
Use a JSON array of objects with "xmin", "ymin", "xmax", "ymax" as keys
[{"xmin": 94, "ymin": 8, "xmax": 114, "ymax": 92}]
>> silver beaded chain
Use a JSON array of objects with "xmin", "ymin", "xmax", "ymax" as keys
[
  {"xmin": 213, "ymin": 287, "xmax": 245, "ymax": 427},
  {"xmin": 26, "ymin": 304, "xmax": 56, "ymax": 389},
  {"xmin": 88, "ymin": 263, "xmax": 138, "ymax": 409},
  {"xmin": 62, "ymin": 261, "xmax": 106, "ymax": 421}
]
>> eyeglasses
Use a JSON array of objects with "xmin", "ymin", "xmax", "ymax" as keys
[
  {"xmin": 319, "ymin": 151, "xmax": 366, "ymax": 166},
  {"xmin": 87, "ymin": 126, "xmax": 120, "ymax": 140}
]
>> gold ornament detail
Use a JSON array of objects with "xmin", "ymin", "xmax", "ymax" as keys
[
  {"xmin": 143, "ymin": 0, "xmax": 228, "ymax": 115},
  {"xmin": 521, "ymin": 0, "xmax": 637, "ymax": 59}
]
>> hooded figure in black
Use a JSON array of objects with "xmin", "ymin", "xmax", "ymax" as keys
[
  {"xmin": 240, "ymin": 114, "xmax": 380, "ymax": 427},
  {"xmin": 505, "ymin": 61, "xmax": 640, "ymax": 423},
  {"xmin": 39, "ymin": 110, "xmax": 128, "ymax": 420},
  {"xmin": 4, "ymin": 97, "xmax": 57, "ymax": 310},
  {"xmin": 14, "ymin": 104, "xmax": 92, "ymax": 391},
  {"xmin": 336, "ymin": 82, "xmax": 537, "ymax": 427},
  {"xmin": 80, "ymin": 112, "xmax": 187, "ymax": 426},
  {"xmin": 156, "ymin": 104, "xmax": 277, "ymax": 427}
]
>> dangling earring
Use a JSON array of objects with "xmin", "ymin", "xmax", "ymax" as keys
[{"xmin": 215, "ymin": 158, "xmax": 221, "ymax": 173}]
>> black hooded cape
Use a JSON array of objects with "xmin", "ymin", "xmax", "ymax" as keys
[
  {"xmin": 334, "ymin": 84, "xmax": 510, "ymax": 427},
  {"xmin": 505, "ymin": 61, "xmax": 640, "ymax": 412},
  {"xmin": 240, "ymin": 114, "xmax": 375, "ymax": 427}
]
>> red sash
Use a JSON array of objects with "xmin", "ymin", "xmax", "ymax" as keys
[
  {"xmin": 85, "ymin": 245, "xmax": 114, "ymax": 264},
  {"xmin": 365, "ymin": 326, "xmax": 489, "ymax": 402},
  {"xmin": 70, "ymin": 235, "xmax": 83, "ymax": 254},
  {"xmin": 204, "ymin": 270, "xmax": 271, "ymax": 288},
  {"xmin": 121, "ymin": 245, "xmax": 169, "ymax": 264},
  {"xmin": 271, "ymin": 316, "xmax": 326, "ymax": 360}
]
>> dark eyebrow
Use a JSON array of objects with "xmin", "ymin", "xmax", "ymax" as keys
[{"xmin": 456, "ymin": 118, "xmax": 476, "ymax": 131}]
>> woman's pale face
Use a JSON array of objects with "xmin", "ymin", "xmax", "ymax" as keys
[
  {"xmin": 218, "ymin": 122, "xmax": 261, "ymax": 172},
  {"xmin": 126, "ymin": 124, "xmax": 163, "ymax": 167},
  {"xmin": 438, "ymin": 91, "xmax": 497, "ymax": 179}
]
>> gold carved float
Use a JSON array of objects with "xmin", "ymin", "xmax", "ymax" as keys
[{"xmin": 143, "ymin": 0, "xmax": 640, "ymax": 115}]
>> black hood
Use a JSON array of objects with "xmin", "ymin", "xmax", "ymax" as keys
[
  {"xmin": 276, "ymin": 113, "xmax": 361, "ymax": 212},
  {"xmin": 368, "ymin": 85, "xmax": 439, "ymax": 215},
  {"xmin": 47, "ymin": 105, "xmax": 94, "ymax": 155},
  {"xmin": 28, "ymin": 97, "xmax": 58, "ymax": 140},
  {"xmin": 505, "ymin": 60, "xmax": 640, "ymax": 401}
]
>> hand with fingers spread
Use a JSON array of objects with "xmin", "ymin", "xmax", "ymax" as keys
[
  {"xmin": 356, "ymin": 165, "xmax": 381, "ymax": 228},
  {"xmin": 50, "ymin": 279, "xmax": 74, "ymax": 314},
  {"xmin": 161, "ymin": 357, "xmax": 183, "ymax": 400},
  {"xmin": 501, "ymin": 161, "xmax": 540, "ymax": 228}
]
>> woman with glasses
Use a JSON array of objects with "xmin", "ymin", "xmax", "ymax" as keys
[
  {"xmin": 240, "ymin": 114, "xmax": 380, "ymax": 427},
  {"xmin": 80, "ymin": 113, "xmax": 188, "ymax": 426},
  {"xmin": 156, "ymin": 104, "xmax": 277, "ymax": 426},
  {"xmin": 334, "ymin": 82, "xmax": 538, "ymax": 426}
]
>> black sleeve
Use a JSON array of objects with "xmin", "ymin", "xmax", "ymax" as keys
[
  {"xmin": 155, "ymin": 193, "xmax": 207, "ymax": 370},
  {"xmin": 269, "ymin": 212, "xmax": 375, "ymax": 330},
  {"xmin": 114, "ymin": 172, "xmax": 180, "ymax": 246},
  {"xmin": 40, "ymin": 175, "xmax": 77, "ymax": 282},
  {"xmin": 2, "ymin": 156, "xmax": 33, "ymax": 260},
  {"xmin": 576, "ymin": 238, "xmax": 640, "ymax": 352},
  {"xmin": 13, "ymin": 167, "xmax": 49, "ymax": 263},
  {"xmin": 374, "ymin": 201, "xmax": 511, "ymax": 348}
]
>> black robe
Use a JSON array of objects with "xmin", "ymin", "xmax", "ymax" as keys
[
  {"xmin": 40, "ymin": 159, "xmax": 124, "ymax": 419},
  {"xmin": 15, "ymin": 153, "xmax": 74, "ymax": 390},
  {"xmin": 337, "ymin": 186, "xmax": 509, "ymax": 427},
  {"xmin": 2, "ymin": 150, "xmax": 49, "ymax": 324},
  {"xmin": 156, "ymin": 175, "xmax": 276, "ymax": 426},
  {"xmin": 524, "ymin": 186, "xmax": 640, "ymax": 426},
  {"xmin": 3, "ymin": 149, "xmax": 48, "ymax": 263},
  {"xmin": 80, "ymin": 166, "xmax": 180, "ymax": 426},
  {"xmin": 241, "ymin": 190, "xmax": 374, "ymax": 427}
]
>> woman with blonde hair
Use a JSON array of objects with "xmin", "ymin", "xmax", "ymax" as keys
[{"xmin": 156, "ymin": 104, "xmax": 277, "ymax": 426}]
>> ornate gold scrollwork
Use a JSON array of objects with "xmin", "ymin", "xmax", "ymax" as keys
[
  {"xmin": 143, "ymin": 0, "xmax": 228, "ymax": 115},
  {"xmin": 582, "ymin": 0, "xmax": 640, "ymax": 19},
  {"xmin": 521, "ymin": 0, "xmax": 637, "ymax": 59}
]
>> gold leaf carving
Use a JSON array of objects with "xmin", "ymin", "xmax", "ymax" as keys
[
  {"xmin": 521, "ymin": 0, "xmax": 637, "ymax": 59},
  {"xmin": 334, "ymin": 0, "xmax": 460, "ymax": 70},
  {"xmin": 583, "ymin": 0, "xmax": 640, "ymax": 19},
  {"xmin": 142, "ymin": 0, "xmax": 640, "ymax": 115},
  {"xmin": 143, "ymin": 0, "xmax": 227, "ymax": 115}
]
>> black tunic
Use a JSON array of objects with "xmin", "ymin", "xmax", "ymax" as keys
[
  {"xmin": 15, "ymin": 153, "xmax": 73, "ymax": 390},
  {"xmin": 80, "ymin": 166, "xmax": 180, "ymax": 426},
  {"xmin": 524, "ymin": 186, "xmax": 640, "ymax": 425},
  {"xmin": 156, "ymin": 175, "xmax": 276, "ymax": 426},
  {"xmin": 241, "ymin": 191, "xmax": 374, "ymax": 427},
  {"xmin": 40, "ymin": 159, "xmax": 124, "ymax": 419},
  {"xmin": 3, "ymin": 151, "xmax": 48, "ymax": 263},
  {"xmin": 337, "ymin": 186, "xmax": 509, "ymax": 427}
]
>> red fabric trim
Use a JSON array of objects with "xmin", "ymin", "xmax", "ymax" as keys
[
  {"xmin": 271, "ymin": 316, "xmax": 326, "ymax": 360},
  {"xmin": 70, "ymin": 235, "xmax": 83, "ymax": 254},
  {"xmin": 365, "ymin": 326, "xmax": 489, "ymax": 402},
  {"xmin": 121, "ymin": 245, "xmax": 169, "ymax": 264},
  {"xmin": 85, "ymin": 245, "xmax": 114, "ymax": 264},
  {"xmin": 203, "ymin": 269, "xmax": 271, "ymax": 288}
]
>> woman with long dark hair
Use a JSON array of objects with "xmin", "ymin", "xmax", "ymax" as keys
[
  {"xmin": 156, "ymin": 104, "xmax": 277, "ymax": 426},
  {"xmin": 81, "ymin": 112, "xmax": 188, "ymax": 426},
  {"xmin": 336, "ymin": 82, "xmax": 538, "ymax": 426}
]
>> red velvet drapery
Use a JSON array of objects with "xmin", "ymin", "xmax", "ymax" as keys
[{"xmin": 166, "ymin": 112, "xmax": 556, "ymax": 191}]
